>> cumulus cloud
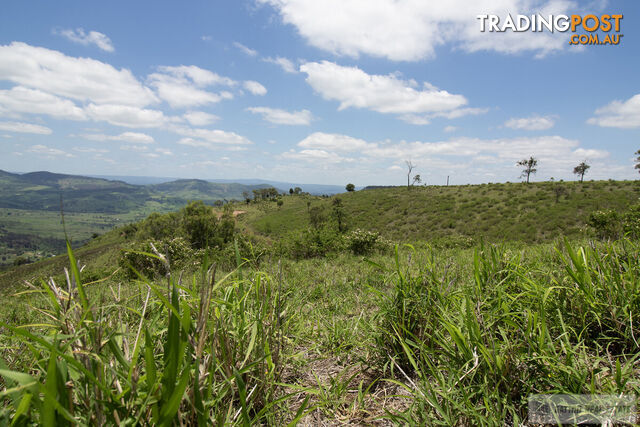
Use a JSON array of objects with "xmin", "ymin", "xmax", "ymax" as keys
[
  {"xmin": 85, "ymin": 104, "xmax": 166, "ymax": 128},
  {"xmin": 399, "ymin": 108, "xmax": 488, "ymax": 125},
  {"xmin": 233, "ymin": 42, "xmax": 258, "ymax": 57},
  {"xmin": 28, "ymin": 144, "xmax": 73, "ymax": 157},
  {"xmin": 183, "ymin": 111, "xmax": 219, "ymax": 126},
  {"xmin": 283, "ymin": 132, "xmax": 610, "ymax": 176},
  {"xmin": 263, "ymin": 56, "xmax": 298, "ymax": 73},
  {"xmin": 281, "ymin": 149, "xmax": 351, "ymax": 163},
  {"xmin": 298, "ymin": 132, "xmax": 374, "ymax": 152},
  {"xmin": 243, "ymin": 80, "xmax": 267, "ymax": 96},
  {"xmin": 256, "ymin": 0, "xmax": 574, "ymax": 61},
  {"xmin": 247, "ymin": 107, "xmax": 313, "ymax": 125},
  {"xmin": 0, "ymin": 42, "xmax": 157, "ymax": 107},
  {"xmin": 587, "ymin": 94, "xmax": 640, "ymax": 129},
  {"xmin": 0, "ymin": 86, "xmax": 87, "ymax": 121},
  {"xmin": 78, "ymin": 131, "xmax": 155, "ymax": 144},
  {"xmin": 504, "ymin": 115, "xmax": 555, "ymax": 130},
  {"xmin": 171, "ymin": 125, "xmax": 253, "ymax": 147},
  {"xmin": 73, "ymin": 147, "xmax": 109, "ymax": 153},
  {"xmin": 120, "ymin": 144, "xmax": 148, "ymax": 152},
  {"xmin": 148, "ymin": 65, "xmax": 237, "ymax": 108},
  {"xmin": 300, "ymin": 61, "xmax": 472, "ymax": 119},
  {"xmin": 54, "ymin": 28, "xmax": 115, "ymax": 52},
  {"xmin": 0, "ymin": 120, "xmax": 52, "ymax": 134}
]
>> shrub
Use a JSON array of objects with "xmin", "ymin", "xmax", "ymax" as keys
[
  {"xmin": 119, "ymin": 237, "xmax": 196, "ymax": 279},
  {"xmin": 277, "ymin": 227, "xmax": 343, "ymax": 259},
  {"xmin": 344, "ymin": 228, "xmax": 385, "ymax": 255},
  {"xmin": 587, "ymin": 209, "xmax": 620, "ymax": 239},
  {"xmin": 622, "ymin": 203, "xmax": 640, "ymax": 239},
  {"xmin": 137, "ymin": 211, "xmax": 181, "ymax": 240}
]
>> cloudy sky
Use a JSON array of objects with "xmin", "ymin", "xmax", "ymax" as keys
[{"xmin": 0, "ymin": 0, "xmax": 638, "ymax": 185}]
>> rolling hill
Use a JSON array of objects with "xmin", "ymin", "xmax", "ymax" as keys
[
  {"xmin": 239, "ymin": 180, "xmax": 640, "ymax": 244},
  {"xmin": 0, "ymin": 170, "xmax": 281, "ymax": 265}
]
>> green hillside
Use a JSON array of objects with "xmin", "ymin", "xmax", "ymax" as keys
[
  {"xmin": 241, "ymin": 180, "xmax": 640, "ymax": 243},
  {"xmin": 0, "ymin": 170, "xmax": 154, "ymax": 213},
  {"xmin": 0, "ymin": 181, "xmax": 639, "ymax": 424},
  {"xmin": 0, "ymin": 170, "xmax": 280, "ymax": 266},
  {"xmin": 149, "ymin": 179, "xmax": 273, "ymax": 204}
]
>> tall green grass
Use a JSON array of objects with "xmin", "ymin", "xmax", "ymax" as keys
[
  {"xmin": 2, "ymin": 236, "xmax": 639, "ymax": 424},
  {"xmin": 0, "ymin": 242, "xmax": 309, "ymax": 425},
  {"xmin": 375, "ymin": 239, "xmax": 640, "ymax": 424}
]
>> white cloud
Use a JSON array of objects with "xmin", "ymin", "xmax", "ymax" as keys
[
  {"xmin": 183, "ymin": 111, "xmax": 219, "ymax": 126},
  {"xmin": 171, "ymin": 125, "xmax": 253, "ymax": 146},
  {"xmin": 243, "ymin": 80, "xmax": 267, "ymax": 96},
  {"xmin": 298, "ymin": 132, "xmax": 374, "ymax": 152},
  {"xmin": 0, "ymin": 42, "xmax": 156, "ymax": 107},
  {"xmin": 148, "ymin": 65, "xmax": 236, "ymax": 109},
  {"xmin": 300, "ymin": 61, "xmax": 468, "ymax": 117},
  {"xmin": 73, "ymin": 147, "xmax": 109, "ymax": 153},
  {"xmin": 504, "ymin": 115, "xmax": 555, "ymax": 130},
  {"xmin": 263, "ymin": 56, "xmax": 298, "ymax": 73},
  {"xmin": 281, "ymin": 149, "xmax": 350, "ymax": 164},
  {"xmin": 587, "ymin": 94, "xmax": 640, "ymax": 129},
  {"xmin": 0, "ymin": 120, "xmax": 52, "ymax": 134},
  {"xmin": 157, "ymin": 65, "xmax": 236, "ymax": 86},
  {"xmin": 285, "ymin": 132, "xmax": 610, "ymax": 177},
  {"xmin": 233, "ymin": 42, "xmax": 258, "ymax": 57},
  {"xmin": 177, "ymin": 137, "xmax": 249, "ymax": 151},
  {"xmin": 120, "ymin": 145, "xmax": 148, "ymax": 152},
  {"xmin": 0, "ymin": 86, "xmax": 87, "ymax": 121},
  {"xmin": 78, "ymin": 131, "xmax": 155, "ymax": 144},
  {"xmin": 256, "ymin": 0, "xmax": 574, "ymax": 61},
  {"xmin": 247, "ymin": 107, "xmax": 313, "ymax": 125},
  {"xmin": 444, "ymin": 125, "xmax": 457, "ymax": 133},
  {"xmin": 54, "ymin": 28, "xmax": 115, "ymax": 52},
  {"xmin": 85, "ymin": 104, "xmax": 166, "ymax": 128},
  {"xmin": 155, "ymin": 147, "xmax": 173, "ymax": 156},
  {"xmin": 28, "ymin": 144, "xmax": 73, "ymax": 157}
]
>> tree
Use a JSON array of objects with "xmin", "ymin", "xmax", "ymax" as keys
[
  {"xmin": 289, "ymin": 188, "xmax": 294, "ymax": 195},
  {"xmin": 345, "ymin": 183, "xmax": 355, "ymax": 192},
  {"xmin": 405, "ymin": 160, "xmax": 415, "ymax": 190},
  {"xmin": 553, "ymin": 184, "xmax": 567, "ymax": 203},
  {"xmin": 242, "ymin": 191, "xmax": 251, "ymax": 204},
  {"xmin": 517, "ymin": 156, "xmax": 538, "ymax": 183},
  {"xmin": 635, "ymin": 149, "xmax": 640, "ymax": 174},
  {"xmin": 573, "ymin": 161, "xmax": 590, "ymax": 182},
  {"xmin": 293, "ymin": 187, "xmax": 302, "ymax": 195},
  {"xmin": 332, "ymin": 198, "xmax": 347, "ymax": 233},
  {"xmin": 412, "ymin": 174, "xmax": 422, "ymax": 186}
]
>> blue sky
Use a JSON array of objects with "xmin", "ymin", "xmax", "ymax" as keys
[{"xmin": 0, "ymin": 0, "xmax": 638, "ymax": 185}]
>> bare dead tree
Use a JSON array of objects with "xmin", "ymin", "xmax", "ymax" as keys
[{"xmin": 405, "ymin": 160, "xmax": 414, "ymax": 190}]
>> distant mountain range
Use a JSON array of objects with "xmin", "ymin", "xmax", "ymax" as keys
[
  {"xmin": 90, "ymin": 175, "xmax": 352, "ymax": 195},
  {"xmin": 0, "ymin": 170, "xmax": 278, "ymax": 213}
]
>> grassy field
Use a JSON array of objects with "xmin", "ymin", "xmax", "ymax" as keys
[
  {"xmin": 0, "ymin": 181, "xmax": 638, "ymax": 424},
  {"xmin": 0, "ymin": 170, "xmax": 277, "ymax": 266},
  {"xmin": 242, "ymin": 180, "xmax": 640, "ymax": 243},
  {"xmin": 0, "ymin": 202, "xmax": 179, "ymax": 266}
]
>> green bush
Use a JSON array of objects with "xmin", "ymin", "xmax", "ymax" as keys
[
  {"xmin": 344, "ymin": 228, "xmax": 386, "ymax": 255},
  {"xmin": 119, "ymin": 237, "xmax": 196, "ymax": 279},
  {"xmin": 587, "ymin": 209, "xmax": 620, "ymax": 239},
  {"xmin": 622, "ymin": 203, "xmax": 640, "ymax": 239},
  {"xmin": 277, "ymin": 227, "xmax": 343, "ymax": 260},
  {"xmin": 182, "ymin": 201, "xmax": 234, "ymax": 249}
]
